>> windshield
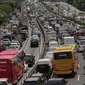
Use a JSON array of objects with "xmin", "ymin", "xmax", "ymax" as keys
[
  {"xmin": 80, "ymin": 41, "xmax": 85, "ymax": 45},
  {"xmin": 3, "ymin": 39, "xmax": 9, "ymax": 41},
  {"xmin": 0, "ymin": 81, "xmax": 6, "ymax": 85},
  {"xmin": 54, "ymin": 52, "xmax": 72, "ymax": 60},
  {"xmin": 24, "ymin": 81, "xmax": 38, "ymax": 85},
  {"xmin": 47, "ymin": 81, "xmax": 62, "ymax": 85},
  {"xmin": 37, "ymin": 64, "xmax": 50, "ymax": 73}
]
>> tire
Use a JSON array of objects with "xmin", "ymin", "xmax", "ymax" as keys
[{"xmin": 72, "ymin": 69, "xmax": 77, "ymax": 76}]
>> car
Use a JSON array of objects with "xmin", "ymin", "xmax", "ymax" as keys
[
  {"xmin": 9, "ymin": 42, "xmax": 21, "ymax": 50},
  {"xmin": 32, "ymin": 30, "xmax": 41, "ymax": 38},
  {"xmin": 31, "ymin": 73, "xmax": 47, "ymax": 83},
  {"xmin": 20, "ymin": 32, "xmax": 28, "ymax": 41},
  {"xmin": 47, "ymin": 26, "xmax": 53, "ymax": 32},
  {"xmin": 24, "ymin": 77, "xmax": 43, "ymax": 85},
  {"xmin": 21, "ymin": 25, "xmax": 28, "ymax": 31},
  {"xmin": 61, "ymin": 33, "xmax": 70, "ymax": 37},
  {"xmin": 3, "ymin": 39, "xmax": 11, "ymax": 46},
  {"xmin": 30, "ymin": 35, "xmax": 39, "ymax": 47},
  {"xmin": 46, "ymin": 78, "xmax": 67, "ymax": 85},
  {"xmin": 0, "ymin": 78, "xmax": 13, "ymax": 85},
  {"xmin": 77, "ymin": 40, "xmax": 85, "ymax": 52},
  {"xmin": 24, "ymin": 54, "xmax": 35, "ymax": 67},
  {"xmin": 49, "ymin": 41, "xmax": 59, "ymax": 47},
  {"xmin": 0, "ymin": 40, "xmax": 6, "ymax": 52}
]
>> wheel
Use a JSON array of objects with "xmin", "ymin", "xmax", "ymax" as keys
[{"xmin": 72, "ymin": 69, "xmax": 77, "ymax": 76}]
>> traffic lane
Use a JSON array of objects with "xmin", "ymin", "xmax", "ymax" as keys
[
  {"xmin": 67, "ymin": 53, "xmax": 85, "ymax": 85},
  {"xmin": 51, "ymin": 53, "xmax": 85, "ymax": 85},
  {"xmin": 24, "ymin": 32, "xmax": 43, "ymax": 62}
]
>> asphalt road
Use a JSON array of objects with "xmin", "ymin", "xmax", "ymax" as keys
[
  {"xmin": 17, "ymin": 16, "xmax": 44, "ymax": 85},
  {"xmin": 66, "ymin": 53, "xmax": 85, "ymax": 85}
]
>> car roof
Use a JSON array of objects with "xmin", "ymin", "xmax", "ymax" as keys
[
  {"xmin": 48, "ymin": 78, "xmax": 64, "ymax": 81},
  {"xmin": 25, "ymin": 77, "xmax": 40, "ymax": 82},
  {"xmin": 32, "ymin": 73, "xmax": 43, "ymax": 77},
  {"xmin": 0, "ymin": 78, "xmax": 8, "ymax": 81}
]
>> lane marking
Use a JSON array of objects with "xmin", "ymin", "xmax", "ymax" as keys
[
  {"xmin": 78, "ymin": 75, "xmax": 80, "ymax": 81},
  {"xmin": 78, "ymin": 64, "xmax": 80, "ymax": 68}
]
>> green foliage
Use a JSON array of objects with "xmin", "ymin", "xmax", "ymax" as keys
[
  {"xmin": 0, "ymin": 4, "xmax": 12, "ymax": 13},
  {"xmin": 0, "ymin": 10, "xmax": 9, "ymax": 24},
  {"xmin": 67, "ymin": 0, "xmax": 85, "ymax": 11},
  {"xmin": 0, "ymin": 0, "xmax": 23, "ymax": 24}
]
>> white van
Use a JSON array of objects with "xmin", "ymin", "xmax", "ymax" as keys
[
  {"xmin": 63, "ymin": 36, "xmax": 75, "ymax": 45},
  {"xmin": 36, "ymin": 59, "xmax": 53, "ymax": 79},
  {"xmin": 36, "ymin": 59, "xmax": 52, "ymax": 73}
]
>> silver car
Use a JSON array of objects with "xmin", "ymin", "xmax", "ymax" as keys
[{"xmin": 77, "ymin": 40, "xmax": 85, "ymax": 52}]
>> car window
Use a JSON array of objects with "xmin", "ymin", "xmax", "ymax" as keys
[
  {"xmin": 0, "ymin": 81, "xmax": 7, "ymax": 85},
  {"xmin": 47, "ymin": 81, "xmax": 62, "ymax": 85},
  {"xmin": 80, "ymin": 41, "xmax": 85, "ymax": 45}
]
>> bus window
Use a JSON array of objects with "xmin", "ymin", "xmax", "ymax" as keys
[{"xmin": 54, "ymin": 52, "xmax": 72, "ymax": 60}]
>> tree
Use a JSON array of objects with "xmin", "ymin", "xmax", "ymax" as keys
[
  {"xmin": 0, "ymin": 10, "xmax": 9, "ymax": 24},
  {"xmin": 0, "ymin": 4, "xmax": 12, "ymax": 13}
]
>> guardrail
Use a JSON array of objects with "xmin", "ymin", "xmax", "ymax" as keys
[{"xmin": 36, "ymin": 18, "xmax": 48, "ymax": 58}]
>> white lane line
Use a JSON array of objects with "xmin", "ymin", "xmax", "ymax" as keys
[
  {"xmin": 78, "ymin": 75, "xmax": 80, "ymax": 81},
  {"xmin": 78, "ymin": 64, "xmax": 80, "ymax": 68}
]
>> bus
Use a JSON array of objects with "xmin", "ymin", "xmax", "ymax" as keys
[
  {"xmin": 0, "ymin": 49, "xmax": 25, "ymax": 84},
  {"xmin": 52, "ymin": 44, "xmax": 78, "ymax": 75}
]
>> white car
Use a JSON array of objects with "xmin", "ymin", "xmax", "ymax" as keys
[
  {"xmin": 9, "ymin": 42, "xmax": 20, "ymax": 50},
  {"xmin": 77, "ymin": 40, "xmax": 85, "ymax": 52},
  {"xmin": 49, "ymin": 41, "xmax": 59, "ymax": 47}
]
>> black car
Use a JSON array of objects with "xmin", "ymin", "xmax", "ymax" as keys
[
  {"xmin": 24, "ymin": 54, "xmax": 35, "ymax": 67},
  {"xmin": 30, "ymin": 35, "xmax": 39, "ymax": 47},
  {"xmin": 24, "ymin": 77, "xmax": 43, "ymax": 85},
  {"xmin": 46, "ymin": 78, "xmax": 67, "ymax": 85}
]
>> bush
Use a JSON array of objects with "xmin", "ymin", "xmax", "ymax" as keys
[
  {"xmin": 0, "ymin": 4, "xmax": 12, "ymax": 14},
  {"xmin": 0, "ymin": 10, "xmax": 9, "ymax": 24}
]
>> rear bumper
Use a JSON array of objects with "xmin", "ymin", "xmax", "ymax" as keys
[{"xmin": 54, "ymin": 70, "xmax": 72, "ymax": 75}]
